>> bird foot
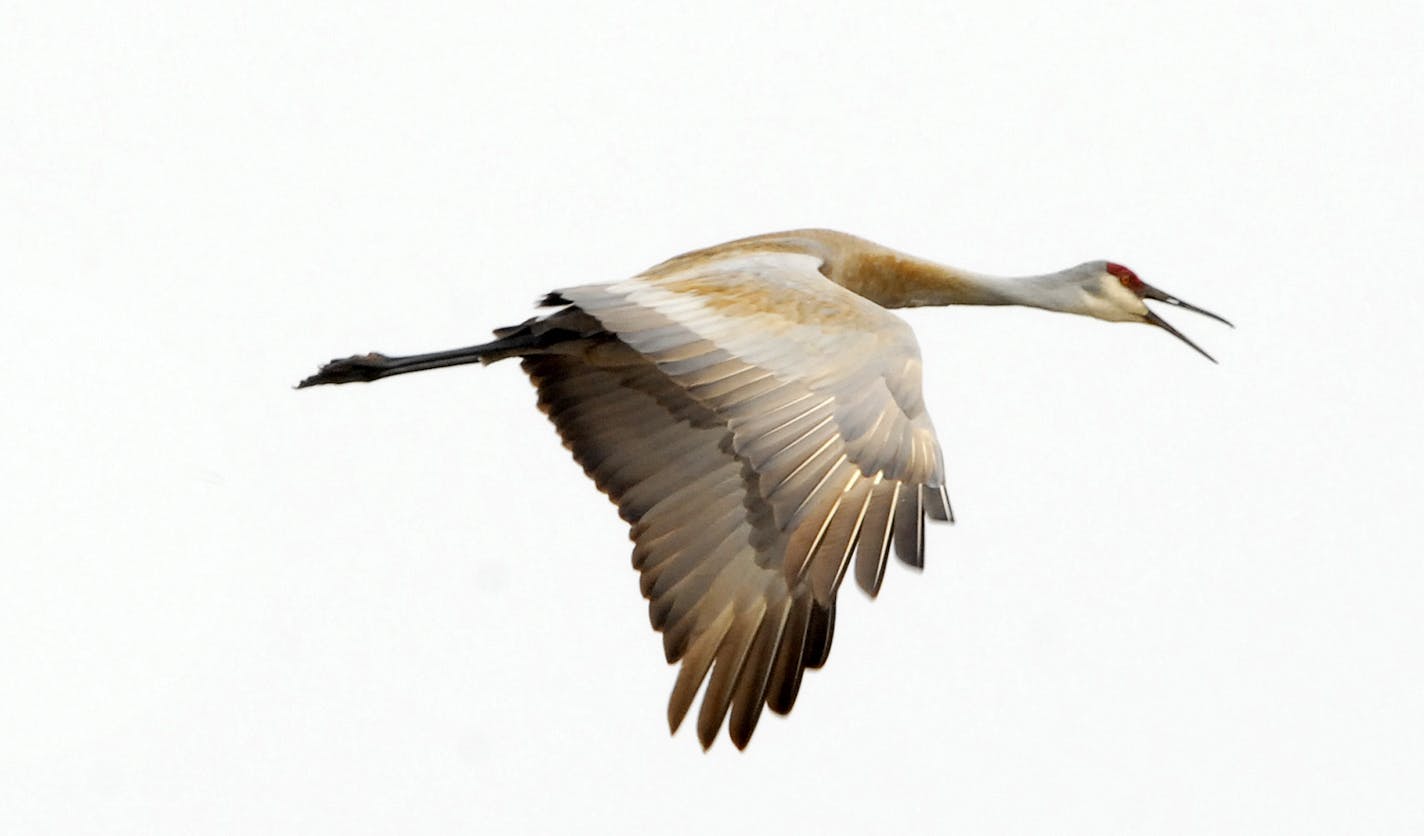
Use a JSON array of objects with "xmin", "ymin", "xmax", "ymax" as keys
[{"xmin": 296, "ymin": 353, "xmax": 394, "ymax": 388}]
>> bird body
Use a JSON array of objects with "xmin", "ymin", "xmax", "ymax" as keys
[{"xmin": 300, "ymin": 229, "xmax": 1230, "ymax": 749}]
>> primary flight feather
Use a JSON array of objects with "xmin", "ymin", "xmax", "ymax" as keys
[{"xmin": 299, "ymin": 228, "xmax": 1230, "ymax": 749}]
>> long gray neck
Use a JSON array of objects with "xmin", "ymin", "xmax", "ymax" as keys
[
  {"xmin": 833, "ymin": 248, "xmax": 1097, "ymax": 313},
  {"xmin": 923, "ymin": 268, "xmax": 1090, "ymax": 312}
]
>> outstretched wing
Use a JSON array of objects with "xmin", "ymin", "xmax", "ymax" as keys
[{"xmin": 528, "ymin": 248, "xmax": 951, "ymax": 748}]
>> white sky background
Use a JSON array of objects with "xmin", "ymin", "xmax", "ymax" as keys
[{"xmin": 4, "ymin": 1, "xmax": 1422, "ymax": 833}]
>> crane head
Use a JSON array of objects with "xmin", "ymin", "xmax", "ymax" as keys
[{"xmin": 1083, "ymin": 262, "xmax": 1233, "ymax": 362}]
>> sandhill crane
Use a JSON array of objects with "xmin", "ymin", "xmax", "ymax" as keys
[{"xmin": 298, "ymin": 229, "xmax": 1230, "ymax": 749}]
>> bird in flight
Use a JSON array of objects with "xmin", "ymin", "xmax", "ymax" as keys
[{"xmin": 299, "ymin": 229, "xmax": 1230, "ymax": 749}]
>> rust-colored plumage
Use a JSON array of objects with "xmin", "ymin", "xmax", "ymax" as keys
[{"xmin": 299, "ymin": 228, "xmax": 1229, "ymax": 749}]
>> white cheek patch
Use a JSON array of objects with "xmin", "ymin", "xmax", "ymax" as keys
[{"xmin": 1087, "ymin": 280, "xmax": 1150, "ymax": 322}]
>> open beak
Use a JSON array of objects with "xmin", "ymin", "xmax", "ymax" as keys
[{"xmin": 1140, "ymin": 284, "xmax": 1234, "ymax": 363}]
